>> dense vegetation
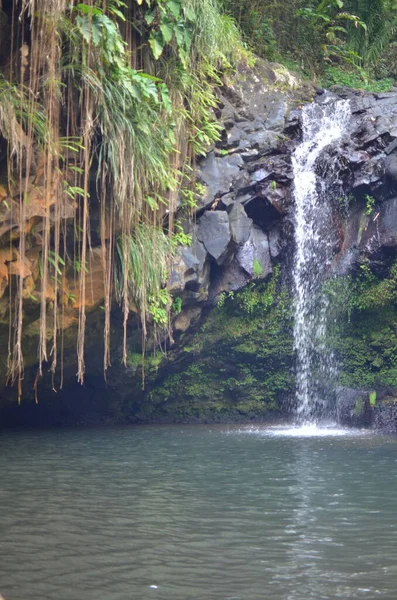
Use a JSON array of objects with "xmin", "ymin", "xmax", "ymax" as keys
[
  {"xmin": 222, "ymin": 0, "xmax": 397, "ymax": 89},
  {"xmin": 0, "ymin": 0, "xmax": 244, "ymax": 397}
]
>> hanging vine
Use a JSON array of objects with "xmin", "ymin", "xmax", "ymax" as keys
[{"xmin": 0, "ymin": 0, "xmax": 245, "ymax": 399}]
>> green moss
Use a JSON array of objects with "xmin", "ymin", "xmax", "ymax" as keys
[
  {"xmin": 369, "ymin": 391, "xmax": 377, "ymax": 407},
  {"xmin": 325, "ymin": 259, "xmax": 397, "ymax": 390},
  {"xmin": 354, "ymin": 398, "xmax": 365, "ymax": 417},
  {"xmin": 142, "ymin": 269, "xmax": 295, "ymax": 421},
  {"xmin": 129, "ymin": 258, "xmax": 397, "ymax": 423}
]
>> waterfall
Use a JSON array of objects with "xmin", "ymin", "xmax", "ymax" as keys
[{"xmin": 292, "ymin": 98, "xmax": 350, "ymax": 424}]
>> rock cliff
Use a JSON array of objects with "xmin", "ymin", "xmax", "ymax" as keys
[{"xmin": 2, "ymin": 60, "xmax": 397, "ymax": 430}]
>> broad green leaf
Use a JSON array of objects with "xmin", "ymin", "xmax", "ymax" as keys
[
  {"xmin": 135, "ymin": 71, "xmax": 162, "ymax": 81},
  {"xmin": 159, "ymin": 82, "xmax": 172, "ymax": 114},
  {"xmin": 145, "ymin": 10, "xmax": 156, "ymax": 25},
  {"xmin": 166, "ymin": 0, "xmax": 180, "ymax": 19},
  {"xmin": 149, "ymin": 32, "xmax": 165, "ymax": 60},
  {"xmin": 174, "ymin": 25, "xmax": 184, "ymax": 48},
  {"xmin": 76, "ymin": 4, "xmax": 102, "ymax": 16},
  {"xmin": 160, "ymin": 21, "xmax": 174, "ymax": 44},
  {"xmin": 111, "ymin": 8, "xmax": 126, "ymax": 21},
  {"xmin": 184, "ymin": 6, "xmax": 195, "ymax": 22},
  {"xmin": 91, "ymin": 17, "xmax": 102, "ymax": 47},
  {"xmin": 184, "ymin": 29, "xmax": 192, "ymax": 51}
]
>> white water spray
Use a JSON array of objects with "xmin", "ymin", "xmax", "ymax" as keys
[{"xmin": 292, "ymin": 98, "xmax": 350, "ymax": 424}]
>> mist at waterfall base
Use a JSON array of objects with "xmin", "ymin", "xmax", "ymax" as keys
[{"xmin": 291, "ymin": 97, "xmax": 351, "ymax": 429}]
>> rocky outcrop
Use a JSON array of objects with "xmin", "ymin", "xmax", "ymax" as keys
[
  {"xmin": 336, "ymin": 387, "xmax": 373, "ymax": 427},
  {"xmin": 3, "ymin": 58, "xmax": 397, "ymax": 428},
  {"xmin": 170, "ymin": 60, "xmax": 315, "ymax": 307}
]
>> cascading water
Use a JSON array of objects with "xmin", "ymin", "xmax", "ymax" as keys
[{"xmin": 292, "ymin": 98, "xmax": 350, "ymax": 424}]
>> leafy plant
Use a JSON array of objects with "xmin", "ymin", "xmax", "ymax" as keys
[
  {"xmin": 172, "ymin": 223, "xmax": 192, "ymax": 248},
  {"xmin": 365, "ymin": 194, "xmax": 376, "ymax": 215},
  {"xmin": 253, "ymin": 258, "xmax": 264, "ymax": 278},
  {"xmin": 172, "ymin": 296, "xmax": 183, "ymax": 314}
]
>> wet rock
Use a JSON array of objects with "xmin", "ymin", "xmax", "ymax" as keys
[
  {"xmin": 385, "ymin": 153, "xmax": 397, "ymax": 186},
  {"xmin": 169, "ymin": 238, "xmax": 210, "ymax": 297},
  {"xmin": 361, "ymin": 196, "xmax": 397, "ymax": 256},
  {"xmin": 244, "ymin": 196, "xmax": 282, "ymax": 230},
  {"xmin": 265, "ymin": 98, "xmax": 288, "ymax": 131},
  {"xmin": 198, "ymin": 152, "xmax": 244, "ymax": 208},
  {"xmin": 236, "ymin": 226, "xmax": 272, "ymax": 278},
  {"xmin": 336, "ymin": 387, "xmax": 373, "ymax": 427},
  {"xmin": 174, "ymin": 307, "xmax": 202, "ymax": 333},
  {"xmin": 268, "ymin": 225, "xmax": 282, "ymax": 259},
  {"xmin": 250, "ymin": 167, "xmax": 272, "ymax": 184},
  {"xmin": 197, "ymin": 211, "xmax": 232, "ymax": 265},
  {"xmin": 209, "ymin": 259, "xmax": 250, "ymax": 301},
  {"xmin": 169, "ymin": 250, "xmax": 197, "ymax": 295},
  {"xmin": 373, "ymin": 400, "xmax": 397, "ymax": 434},
  {"xmin": 219, "ymin": 192, "xmax": 236, "ymax": 207},
  {"xmin": 228, "ymin": 203, "xmax": 252, "ymax": 245}
]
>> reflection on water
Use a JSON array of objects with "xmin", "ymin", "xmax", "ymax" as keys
[{"xmin": 0, "ymin": 425, "xmax": 396, "ymax": 600}]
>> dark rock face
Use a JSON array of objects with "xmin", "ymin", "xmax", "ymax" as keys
[
  {"xmin": 236, "ymin": 227, "xmax": 272, "ymax": 278},
  {"xmin": 5, "ymin": 58, "xmax": 397, "ymax": 428},
  {"xmin": 228, "ymin": 203, "xmax": 253, "ymax": 245},
  {"xmin": 373, "ymin": 401, "xmax": 397, "ymax": 434},
  {"xmin": 157, "ymin": 80, "xmax": 397, "ymax": 428},
  {"xmin": 336, "ymin": 387, "xmax": 373, "ymax": 427},
  {"xmin": 197, "ymin": 211, "xmax": 232, "ymax": 265},
  {"xmin": 169, "ymin": 59, "xmax": 313, "ymax": 313},
  {"xmin": 192, "ymin": 62, "xmax": 397, "ymax": 317},
  {"xmin": 198, "ymin": 152, "xmax": 244, "ymax": 208}
]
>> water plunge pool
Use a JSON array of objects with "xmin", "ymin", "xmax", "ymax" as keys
[{"xmin": 1, "ymin": 424, "xmax": 396, "ymax": 599}]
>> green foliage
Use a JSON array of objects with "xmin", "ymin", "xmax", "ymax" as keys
[
  {"xmin": 324, "ymin": 259, "xmax": 397, "ymax": 389},
  {"xmin": 0, "ymin": 75, "xmax": 47, "ymax": 158},
  {"xmin": 296, "ymin": 1, "xmax": 366, "ymax": 67},
  {"xmin": 221, "ymin": 0, "xmax": 277, "ymax": 59},
  {"xmin": 149, "ymin": 287, "xmax": 170, "ymax": 326},
  {"xmin": 365, "ymin": 194, "xmax": 376, "ymax": 215},
  {"xmin": 222, "ymin": 0, "xmax": 397, "ymax": 86},
  {"xmin": 344, "ymin": 0, "xmax": 397, "ymax": 69},
  {"xmin": 115, "ymin": 224, "xmax": 172, "ymax": 327},
  {"xmin": 237, "ymin": 265, "xmax": 280, "ymax": 314},
  {"xmin": 369, "ymin": 391, "xmax": 377, "ymax": 406},
  {"xmin": 253, "ymin": 259, "xmax": 263, "ymax": 279},
  {"xmin": 172, "ymin": 296, "xmax": 183, "ymax": 314},
  {"xmin": 171, "ymin": 223, "xmax": 192, "ymax": 248},
  {"xmin": 145, "ymin": 0, "xmax": 195, "ymax": 65},
  {"xmin": 217, "ymin": 291, "xmax": 234, "ymax": 308},
  {"xmin": 146, "ymin": 266, "xmax": 294, "ymax": 419},
  {"xmin": 321, "ymin": 66, "xmax": 395, "ymax": 91}
]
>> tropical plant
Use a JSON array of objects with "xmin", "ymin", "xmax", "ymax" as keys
[{"xmin": 0, "ymin": 0, "xmax": 246, "ymax": 398}]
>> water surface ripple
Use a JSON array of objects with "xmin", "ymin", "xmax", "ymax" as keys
[{"xmin": 1, "ymin": 425, "xmax": 396, "ymax": 600}]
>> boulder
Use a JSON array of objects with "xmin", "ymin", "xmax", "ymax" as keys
[
  {"xmin": 265, "ymin": 97, "xmax": 288, "ymax": 131},
  {"xmin": 197, "ymin": 211, "xmax": 232, "ymax": 265},
  {"xmin": 209, "ymin": 259, "xmax": 250, "ymax": 301},
  {"xmin": 169, "ymin": 238, "xmax": 210, "ymax": 297},
  {"xmin": 373, "ymin": 399, "xmax": 397, "ymax": 434},
  {"xmin": 335, "ymin": 387, "xmax": 373, "ymax": 427},
  {"xmin": 198, "ymin": 152, "xmax": 243, "ymax": 208},
  {"xmin": 268, "ymin": 225, "xmax": 282, "ymax": 259},
  {"xmin": 228, "ymin": 203, "xmax": 252, "ymax": 245},
  {"xmin": 385, "ymin": 152, "xmax": 397, "ymax": 188},
  {"xmin": 236, "ymin": 226, "xmax": 272, "ymax": 278},
  {"xmin": 174, "ymin": 307, "xmax": 202, "ymax": 333}
]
